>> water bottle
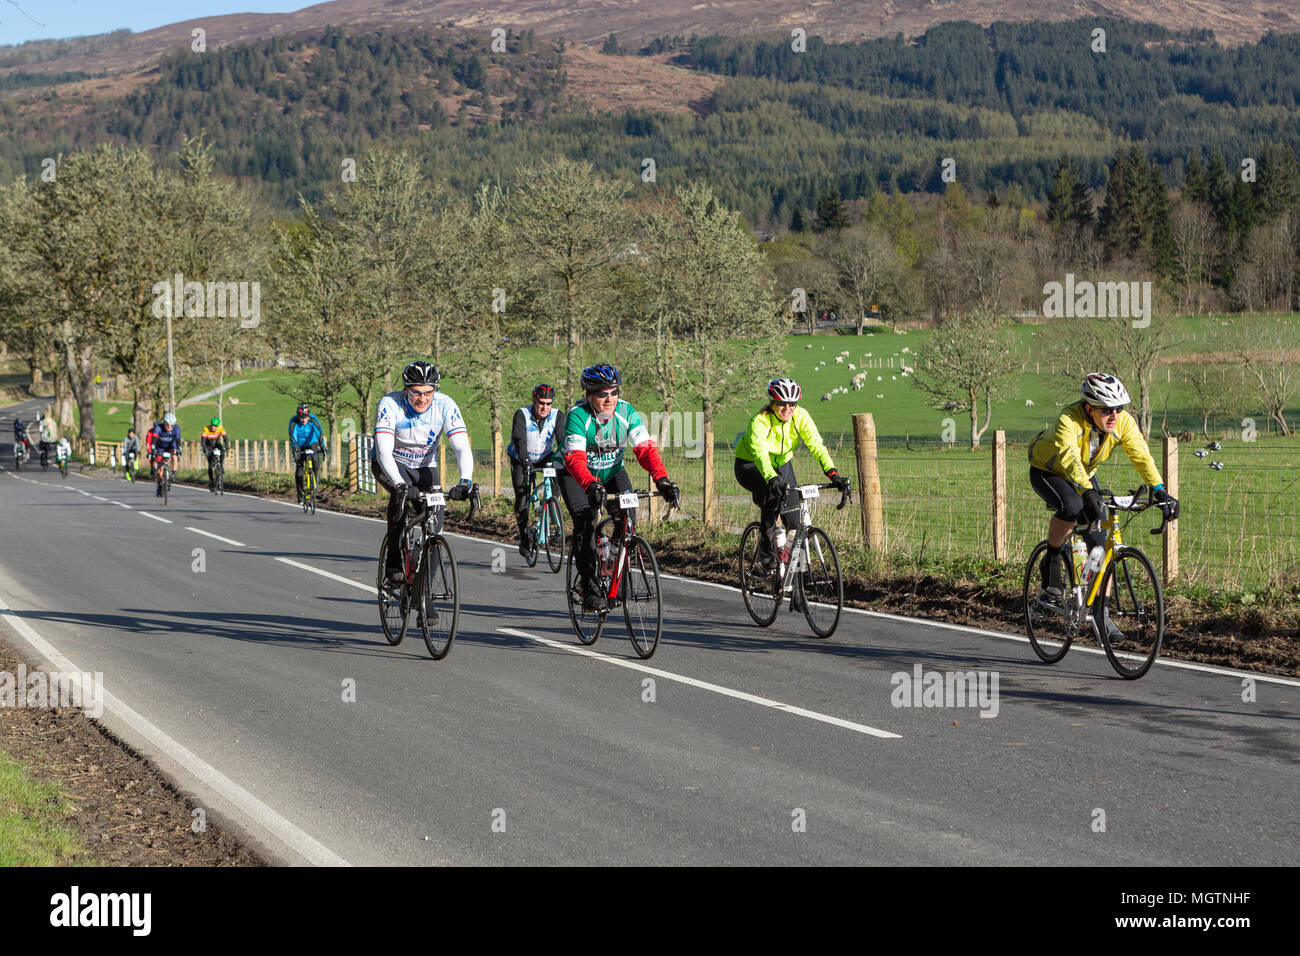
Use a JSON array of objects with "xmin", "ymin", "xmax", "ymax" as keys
[
  {"xmin": 1083, "ymin": 545, "xmax": 1104, "ymax": 586},
  {"xmin": 1071, "ymin": 539, "xmax": 1088, "ymax": 581},
  {"xmin": 597, "ymin": 536, "xmax": 612, "ymax": 574}
]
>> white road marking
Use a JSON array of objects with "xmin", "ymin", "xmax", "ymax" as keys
[
  {"xmin": 0, "ymin": 590, "xmax": 350, "ymax": 867},
  {"xmin": 186, "ymin": 527, "xmax": 246, "ymax": 547},
  {"xmin": 275, "ymin": 556, "xmax": 374, "ymax": 593},
  {"xmin": 498, "ymin": 626, "xmax": 901, "ymax": 739},
  {"xmin": 138, "ymin": 511, "xmax": 173, "ymax": 524}
]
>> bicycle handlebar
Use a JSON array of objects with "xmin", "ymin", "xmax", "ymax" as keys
[
  {"xmin": 809, "ymin": 480, "xmax": 852, "ymax": 512},
  {"xmin": 1098, "ymin": 484, "xmax": 1176, "ymax": 536}
]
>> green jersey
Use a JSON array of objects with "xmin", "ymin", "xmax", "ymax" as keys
[{"xmin": 563, "ymin": 399, "xmax": 652, "ymax": 483}]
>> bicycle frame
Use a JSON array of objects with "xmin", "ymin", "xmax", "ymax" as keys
[
  {"xmin": 775, "ymin": 483, "xmax": 847, "ymax": 598},
  {"xmin": 529, "ymin": 465, "xmax": 557, "ymax": 526}
]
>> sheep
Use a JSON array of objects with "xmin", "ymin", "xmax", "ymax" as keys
[
  {"xmin": 848, "ymin": 363, "xmax": 856, "ymax": 370},
  {"xmin": 835, "ymin": 355, "xmax": 844, "ymax": 363},
  {"xmin": 876, "ymin": 375, "xmax": 883, "ymax": 381},
  {"xmin": 840, "ymin": 350, "xmax": 850, "ymax": 356},
  {"xmin": 852, "ymin": 381, "xmax": 863, "ymax": 390},
  {"xmin": 900, "ymin": 364, "xmax": 914, "ymax": 374},
  {"xmin": 902, "ymin": 347, "xmax": 910, "ymax": 354},
  {"xmin": 876, "ymin": 393, "xmax": 885, "ymax": 399},
  {"xmin": 891, "ymin": 375, "xmax": 897, "ymax": 381},
  {"xmin": 821, "ymin": 393, "xmax": 832, "ymax": 401},
  {"xmin": 805, "ymin": 344, "xmax": 814, "ymax": 349},
  {"xmin": 1025, "ymin": 399, "xmax": 1035, "ymax": 407}
]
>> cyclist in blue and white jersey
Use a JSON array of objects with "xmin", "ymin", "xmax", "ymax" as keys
[
  {"xmin": 150, "ymin": 413, "xmax": 181, "ymax": 495},
  {"xmin": 289, "ymin": 402, "xmax": 326, "ymax": 504},
  {"xmin": 372, "ymin": 361, "xmax": 475, "ymax": 584},
  {"xmin": 506, "ymin": 383, "xmax": 562, "ymax": 556}
]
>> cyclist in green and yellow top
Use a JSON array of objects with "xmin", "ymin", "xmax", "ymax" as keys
[
  {"xmin": 1028, "ymin": 373, "xmax": 1180, "ymax": 631},
  {"xmin": 201, "ymin": 417, "xmax": 229, "ymax": 492},
  {"xmin": 735, "ymin": 378, "xmax": 849, "ymax": 570}
]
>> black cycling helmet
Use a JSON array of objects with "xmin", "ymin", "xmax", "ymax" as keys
[
  {"xmin": 402, "ymin": 361, "xmax": 440, "ymax": 388},
  {"xmin": 296, "ymin": 402, "xmax": 311, "ymax": 416},
  {"xmin": 532, "ymin": 383, "xmax": 555, "ymax": 401},
  {"xmin": 580, "ymin": 363, "xmax": 621, "ymax": 392}
]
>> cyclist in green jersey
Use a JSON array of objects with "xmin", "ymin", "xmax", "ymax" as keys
[
  {"xmin": 734, "ymin": 377, "xmax": 850, "ymax": 569},
  {"xmin": 560, "ymin": 363, "xmax": 681, "ymax": 611}
]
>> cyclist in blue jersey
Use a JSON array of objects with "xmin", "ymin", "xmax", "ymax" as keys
[
  {"xmin": 150, "ymin": 413, "xmax": 181, "ymax": 496},
  {"xmin": 507, "ymin": 383, "xmax": 562, "ymax": 556},
  {"xmin": 289, "ymin": 403, "xmax": 327, "ymax": 504},
  {"xmin": 371, "ymin": 361, "xmax": 475, "ymax": 584}
]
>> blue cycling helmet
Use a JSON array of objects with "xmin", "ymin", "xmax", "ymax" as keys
[{"xmin": 580, "ymin": 363, "xmax": 621, "ymax": 392}]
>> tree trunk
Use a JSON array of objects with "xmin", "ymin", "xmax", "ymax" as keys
[
  {"xmin": 565, "ymin": 271, "xmax": 580, "ymax": 404},
  {"xmin": 968, "ymin": 387, "xmax": 980, "ymax": 449}
]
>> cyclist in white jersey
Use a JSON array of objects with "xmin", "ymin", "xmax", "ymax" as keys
[
  {"xmin": 506, "ymin": 383, "xmax": 562, "ymax": 556},
  {"xmin": 371, "ymin": 361, "xmax": 475, "ymax": 583}
]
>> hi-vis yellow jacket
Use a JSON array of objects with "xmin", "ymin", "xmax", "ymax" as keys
[
  {"xmin": 1028, "ymin": 401, "xmax": 1162, "ymax": 489},
  {"xmin": 735, "ymin": 406, "xmax": 835, "ymax": 481}
]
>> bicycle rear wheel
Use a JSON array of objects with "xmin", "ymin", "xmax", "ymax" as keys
[
  {"xmin": 622, "ymin": 536, "xmax": 662, "ymax": 659},
  {"xmin": 163, "ymin": 470, "xmax": 169, "ymax": 506},
  {"xmin": 565, "ymin": 540, "xmax": 604, "ymax": 646},
  {"xmin": 1023, "ymin": 540, "xmax": 1076, "ymax": 664},
  {"xmin": 216, "ymin": 463, "xmax": 224, "ymax": 495},
  {"xmin": 800, "ymin": 527, "xmax": 843, "ymax": 638},
  {"xmin": 544, "ymin": 497, "xmax": 565, "ymax": 573},
  {"xmin": 523, "ymin": 503, "xmax": 540, "ymax": 567},
  {"xmin": 418, "ymin": 535, "xmax": 458, "ymax": 659},
  {"xmin": 739, "ymin": 523, "xmax": 780, "ymax": 627},
  {"xmin": 1098, "ymin": 547, "xmax": 1164, "ymax": 679},
  {"xmin": 377, "ymin": 533, "xmax": 407, "ymax": 646}
]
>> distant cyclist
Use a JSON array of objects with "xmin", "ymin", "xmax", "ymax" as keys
[
  {"xmin": 560, "ymin": 363, "xmax": 680, "ymax": 612},
  {"xmin": 734, "ymin": 378, "xmax": 849, "ymax": 569},
  {"xmin": 1028, "ymin": 373, "xmax": 1179, "ymax": 640},
  {"xmin": 37, "ymin": 417, "xmax": 53, "ymax": 467},
  {"xmin": 371, "ymin": 362, "xmax": 474, "ymax": 584},
  {"xmin": 201, "ymin": 417, "xmax": 230, "ymax": 492},
  {"xmin": 55, "ymin": 435, "xmax": 71, "ymax": 464},
  {"xmin": 121, "ymin": 428, "xmax": 141, "ymax": 477},
  {"xmin": 506, "ymin": 383, "xmax": 562, "ymax": 556},
  {"xmin": 288, "ymin": 403, "xmax": 326, "ymax": 505},
  {"xmin": 12, "ymin": 419, "xmax": 31, "ymax": 460}
]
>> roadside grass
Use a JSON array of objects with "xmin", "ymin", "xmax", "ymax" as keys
[{"xmin": 0, "ymin": 749, "xmax": 95, "ymax": 866}]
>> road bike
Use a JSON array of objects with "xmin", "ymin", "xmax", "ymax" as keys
[
  {"xmin": 300, "ymin": 448, "xmax": 317, "ymax": 515},
  {"xmin": 13, "ymin": 435, "xmax": 28, "ymax": 470},
  {"xmin": 122, "ymin": 451, "xmax": 137, "ymax": 481},
  {"xmin": 153, "ymin": 454, "xmax": 174, "ymax": 505},
  {"xmin": 565, "ymin": 489, "xmax": 669, "ymax": 659},
  {"xmin": 377, "ymin": 486, "xmax": 465, "ymax": 659},
  {"xmin": 1023, "ymin": 485, "xmax": 1175, "ymax": 679},
  {"xmin": 739, "ymin": 481, "xmax": 850, "ymax": 638},
  {"xmin": 38, "ymin": 441, "xmax": 49, "ymax": 470},
  {"xmin": 208, "ymin": 445, "xmax": 225, "ymax": 495},
  {"xmin": 520, "ymin": 463, "xmax": 565, "ymax": 572},
  {"xmin": 57, "ymin": 451, "xmax": 69, "ymax": 478}
]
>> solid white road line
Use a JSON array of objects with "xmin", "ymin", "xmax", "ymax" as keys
[
  {"xmin": 498, "ymin": 626, "xmax": 901, "ymax": 739},
  {"xmin": 274, "ymin": 556, "xmax": 374, "ymax": 593},
  {"xmin": 186, "ymin": 527, "xmax": 246, "ymax": 548},
  {"xmin": 0, "ymin": 590, "xmax": 350, "ymax": 867},
  {"xmin": 137, "ymin": 511, "xmax": 173, "ymax": 524}
]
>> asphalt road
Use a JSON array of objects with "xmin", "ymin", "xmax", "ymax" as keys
[{"xmin": 1, "ymin": 412, "xmax": 1297, "ymax": 866}]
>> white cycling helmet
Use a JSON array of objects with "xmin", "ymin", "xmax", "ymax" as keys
[
  {"xmin": 767, "ymin": 378, "xmax": 802, "ymax": 403},
  {"xmin": 163, "ymin": 412, "xmax": 178, "ymax": 425},
  {"xmin": 1080, "ymin": 373, "xmax": 1130, "ymax": 409}
]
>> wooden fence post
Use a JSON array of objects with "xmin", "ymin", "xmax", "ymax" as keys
[
  {"xmin": 1163, "ymin": 435, "xmax": 1179, "ymax": 585},
  {"xmin": 852, "ymin": 413, "xmax": 884, "ymax": 550},
  {"xmin": 493, "ymin": 431, "xmax": 502, "ymax": 497},
  {"xmin": 647, "ymin": 470, "xmax": 659, "ymax": 523},
  {"xmin": 702, "ymin": 430, "xmax": 715, "ymax": 525},
  {"xmin": 992, "ymin": 429, "xmax": 1007, "ymax": 561},
  {"xmin": 347, "ymin": 435, "xmax": 358, "ymax": 493}
]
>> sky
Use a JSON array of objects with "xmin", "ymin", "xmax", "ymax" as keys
[{"xmin": 1, "ymin": 1, "xmax": 307, "ymax": 46}]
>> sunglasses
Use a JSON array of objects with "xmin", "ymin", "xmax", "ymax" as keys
[
  {"xmin": 407, "ymin": 387, "xmax": 435, "ymax": 399},
  {"xmin": 591, "ymin": 389, "xmax": 619, "ymax": 399},
  {"xmin": 774, "ymin": 401, "xmax": 798, "ymax": 408}
]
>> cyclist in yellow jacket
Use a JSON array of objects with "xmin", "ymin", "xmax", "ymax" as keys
[
  {"xmin": 200, "ymin": 417, "xmax": 229, "ymax": 492},
  {"xmin": 735, "ymin": 377, "xmax": 849, "ymax": 569},
  {"xmin": 1028, "ymin": 373, "xmax": 1179, "ymax": 630}
]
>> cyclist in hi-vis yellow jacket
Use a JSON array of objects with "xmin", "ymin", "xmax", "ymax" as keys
[
  {"xmin": 1028, "ymin": 373, "xmax": 1180, "ymax": 633},
  {"xmin": 734, "ymin": 377, "xmax": 849, "ymax": 569}
]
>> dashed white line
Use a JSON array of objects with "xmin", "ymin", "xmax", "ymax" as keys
[
  {"xmin": 274, "ymin": 557, "xmax": 373, "ymax": 593},
  {"xmin": 498, "ymin": 626, "xmax": 901, "ymax": 739},
  {"xmin": 186, "ymin": 527, "xmax": 246, "ymax": 547},
  {"xmin": 138, "ymin": 511, "xmax": 173, "ymax": 524}
]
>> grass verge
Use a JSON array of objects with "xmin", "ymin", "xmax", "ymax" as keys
[{"xmin": 0, "ymin": 748, "xmax": 95, "ymax": 866}]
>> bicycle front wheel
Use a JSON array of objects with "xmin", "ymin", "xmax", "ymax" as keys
[
  {"xmin": 622, "ymin": 536, "xmax": 662, "ymax": 659},
  {"xmin": 544, "ymin": 498, "xmax": 565, "ymax": 573},
  {"xmin": 523, "ymin": 505, "xmax": 540, "ymax": 568},
  {"xmin": 739, "ymin": 523, "xmax": 780, "ymax": 627},
  {"xmin": 800, "ymin": 527, "xmax": 843, "ymax": 638},
  {"xmin": 1098, "ymin": 547, "xmax": 1164, "ymax": 679},
  {"xmin": 1023, "ymin": 540, "xmax": 1075, "ymax": 664},
  {"xmin": 216, "ymin": 464, "xmax": 224, "ymax": 495},
  {"xmin": 565, "ymin": 540, "xmax": 604, "ymax": 646},
  {"xmin": 418, "ymin": 535, "xmax": 458, "ymax": 660},
  {"xmin": 377, "ymin": 533, "xmax": 407, "ymax": 646}
]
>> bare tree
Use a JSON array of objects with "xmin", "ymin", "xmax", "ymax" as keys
[
  {"xmin": 826, "ymin": 224, "xmax": 907, "ymax": 334},
  {"xmin": 1238, "ymin": 329, "xmax": 1297, "ymax": 436},
  {"xmin": 909, "ymin": 307, "xmax": 1019, "ymax": 448},
  {"xmin": 1170, "ymin": 199, "xmax": 1223, "ymax": 315}
]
